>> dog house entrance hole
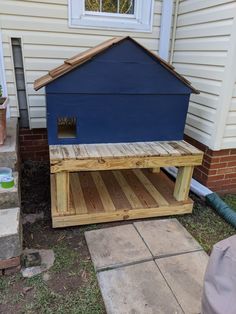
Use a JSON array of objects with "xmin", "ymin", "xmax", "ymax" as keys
[{"xmin": 57, "ymin": 117, "xmax": 77, "ymax": 139}]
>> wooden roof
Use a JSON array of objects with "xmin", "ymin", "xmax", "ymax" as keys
[{"xmin": 34, "ymin": 36, "xmax": 199, "ymax": 94}]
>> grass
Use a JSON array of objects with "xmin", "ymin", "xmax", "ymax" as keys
[
  {"xmin": 0, "ymin": 243, "xmax": 105, "ymax": 314},
  {"xmin": 179, "ymin": 195, "xmax": 235, "ymax": 253},
  {"xmin": 52, "ymin": 244, "xmax": 78, "ymax": 273}
]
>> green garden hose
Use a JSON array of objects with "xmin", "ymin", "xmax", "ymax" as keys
[{"xmin": 206, "ymin": 193, "xmax": 236, "ymax": 228}]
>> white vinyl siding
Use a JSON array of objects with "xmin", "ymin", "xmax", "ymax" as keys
[
  {"xmin": 171, "ymin": 0, "xmax": 236, "ymax": 149},
  {"xmin": 223, "ymin": 82, "xmax": 236, "ymax": 149},
  {"xmin": 0, "ymin": 0, "xmax": 161, "ymax": 128}
]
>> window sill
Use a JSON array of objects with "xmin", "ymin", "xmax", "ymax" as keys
[
  {"xmin": 69, "ymin": 0, "xmax": 153, "ymax": 33},
  {"xmin": 69, "ymin": 15, "xmax": 152, "ymax": 32}
]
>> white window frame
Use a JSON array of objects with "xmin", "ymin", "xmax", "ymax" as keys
[{"xmin": 69, "ymin": 0, "xmax": 153, "ymax": 32}]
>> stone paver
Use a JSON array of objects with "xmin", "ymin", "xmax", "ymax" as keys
[
  {"xmin": 156, "ymin": 251, "xmax": 208, "ymax": 314},
  {"xmin": 0, "ymin": 207, "xmax": 22, "ymax": 260},
  {"xmin": 98, "ymin": 261, "xmax": 183, "ymax": 314},
  {"xmin": 134, "ymin": 219, "xmax": 202, "ymax": 258},
  {"xmin": 85, "ymin": 224, "xmax": 152, "ymax": 271}
]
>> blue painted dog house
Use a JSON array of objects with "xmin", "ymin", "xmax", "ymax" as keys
[{"xmin": 34, "ymin": 37, "xmax": 199, "ymax": 145}]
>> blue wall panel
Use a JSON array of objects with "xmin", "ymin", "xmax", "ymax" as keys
[
  {"xmin": 47, "ymin": 94, "xmax": 190, "ymax": 145},
  {"xmin": 46, "ymin": 40, "xmax": 192, "ymax": 95},
  {"xmin": 45, "ymin": 38, "xmax": 193, "ymax": 145}
]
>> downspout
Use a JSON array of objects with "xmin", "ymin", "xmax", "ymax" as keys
[
  {"xmin": 169, "ymin": 0, "xmax": 180, "ymax": 64},
  {"xmin": 165, "ymin": 167, "xmax": 236, "ymax": 228},
  {"xmin": 159, "ymin": 0, "xmax": 174, "ymax": 61}
]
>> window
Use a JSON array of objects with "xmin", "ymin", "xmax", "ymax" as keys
[
  {"xmin": 85, "ymin": 0, "xmax": 135, "ymax": 14},
  {"xmin": 57, "ymin": 117, "xmax": 77, "ymax": 139},
  {"xmin": 69, "ymin": 0, "xmax": 153, "ymax": 32}
]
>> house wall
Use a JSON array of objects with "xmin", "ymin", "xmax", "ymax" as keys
[
  {"xmin": 171, "ymin": 0, "xmax": 236, "ymax": 150},
  {"xmin": 0, "ymin": 0, "xmax": 162, "ymax": 129},
  {"xmin": 223, "ymin": 81, "xmax": 236, "ymax": 149}
]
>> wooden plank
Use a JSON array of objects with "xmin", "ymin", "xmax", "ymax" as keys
[
  {"xmin": 101, "ymin": 171, "xmax": 131, "ymax": 210},
  {"xmin": 168, "ymin": 141, "xmax": 190, "ymax": 155},
  {"xmin": 73, "ymin": 144, "xmax": 89, "ymax": 159},
  {"xmin": 147, "ymin": 142, "xmax": 169, "ymax": 156},
  {"xmin": 179, "ymin": 141, "xmax": 203, "ymax": 155},
  {"xmin": 91, "ymin": 172, "xmax": 116, "ymax": 212},
  {"xmin": 49, "ymin": 145, "xmax": 63, "ymax": 160},
  {"xmin": 70, "ymin": 173, "xmax": 87, "ymax": 214},
  {"xmin": 50, "ymin": 141, "xmax": 203, "ymax": 161},
  {"xmin": 55, "ymin": 172, "xmax": 69, "ymax": 215},
  {"xmin": 158, "ymin": 142, "xmax": 182, "ymax": 156},
  {"xmin": 84, "ymin": 144, "xmax": 101, "ymax": 158},
  {"xmin": 142, "ymin": 169, "xmax": 177, "ymax": 204},
  {"xmin": 133, "ymin": 169, "xmax": 169, "ymax": 206},
  {"xmin": 52, "ymin": 202, "xmax": 193, "ymax": 228},
  {"xmin": 50, "ymin": 154, "xmax": 203, "ymax": 173},
  {"xmin": 122, "ymin": 170, "xmax": 157, "ymax": 208},
  {"xmin": 50, "ymin": 174, "xmax": 58, "ymax": 217},
  {"xmin": 174, "ymin": 166, "xmax": 194, "ymax": 201},
  {"xmin": 113, "ymin": 171, "xmax": 143, "ymax": 209},
  {"xmin": 79, "ymin": 172, "xmax": 104, "ymax": 213},
  {"xmin": 60, "ymin": 145, "xmax": 76, "ymax": 159},
  {"xmin": 95, "ymin": 144, "xmax": 114, "ymax": 157},
  {"xmin": 151, "ymin": 168, "xmax": 160, "ymax": 173},
  {"xmin": 105, "ymin": 144, "xmax": 126, "ymax": 157}
]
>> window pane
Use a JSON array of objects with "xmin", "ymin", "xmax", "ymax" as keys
[
  {"xmin": 119, "ymin": 0, "xmax": 134, "ymax": 14},
  {"xmin": 102, "ymin": 0, "xmax": 118, "ymax": 13},
  {"xmin": 85, "ymin": 0, "xmax": 135, "ymax": 14},
  {"xmin": 85, "ymin": 0, "xmax": 100, "ymax": 12}
]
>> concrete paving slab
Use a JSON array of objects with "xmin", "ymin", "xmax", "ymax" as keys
[
  {"xmin": 134, "ymin": 219, "xmax": 202, "ymax": 258},
  {"xmin": 85, "ymin": 224, "xmax": 152, "ymax": 271},
  {"xmin": 98, "ymin": 261, "xmax": 183, "ymax": 314},
  {"xmin": 0, "ymin": 207, "xmax": 22, "ymax": 260},
  {"xmin": 156, "ymin": 251, "xmax": 209, "ymax": 314}
]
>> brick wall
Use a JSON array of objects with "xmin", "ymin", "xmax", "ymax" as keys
[
  {"xmin": 185, "ymin": 135, "xmax": 236, "ymax": 194},
  {"xmin": 19, "ymin": 128, "xmax": 236, "ymax": 193},
  {"xmin": 19, "ymin": 128, "xmax": 49, "ymax": 162}
]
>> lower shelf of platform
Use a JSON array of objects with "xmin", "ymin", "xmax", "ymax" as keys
[{"xmin": 51, "ymin": 169, "xmax": 193, "ymax": 228}]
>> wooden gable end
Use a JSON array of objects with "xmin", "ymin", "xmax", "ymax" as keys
[{"xmin": 46, "ymin": 38, "xmax": 193, "ymax": 95}]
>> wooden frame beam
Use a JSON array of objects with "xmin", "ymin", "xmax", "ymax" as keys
[
  {"xmin": 51, "ymin": 155, "xmax": 202, "ymax": 173},
  {"xmin": 173, "ymin": 166, "xmax": 194, "ymax": 201},
  {"xmin": 55, "ymin": 172, "xmax": 69, "ymax": 214}
]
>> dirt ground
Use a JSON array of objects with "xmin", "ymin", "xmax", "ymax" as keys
[{"xmin": 0, "ymin": 161, "xmax": 235, "ymax": 314}]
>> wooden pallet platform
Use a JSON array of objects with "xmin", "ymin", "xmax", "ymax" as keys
[{"xmin": 51, "ymin": 169, "xmax": 193, "ymax": 228}]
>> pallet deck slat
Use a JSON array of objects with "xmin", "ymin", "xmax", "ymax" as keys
[
  {"xmin": 51, "ymin": 169, "xmax": 193, "ymax": 227},
  {"xmin": 49, "ymin": 140, "xmax": 203, "ymax": 227}
]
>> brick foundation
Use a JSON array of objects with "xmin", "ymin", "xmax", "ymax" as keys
[
  {"xmin": 19, "ymin": 128, "xmax": 49, "ymax": 162},
  {"xmin": 185, "ymin": 135, "xmax": 236, "ymax": 194},
  {"xmin": 19, "ymin": 128, "xmax": 236, "ymax": 193}
]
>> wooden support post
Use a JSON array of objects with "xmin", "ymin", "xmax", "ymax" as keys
[
  {"xmin": 151, "ymin": 168, "xmax": 160, "ymax": 173},
  {"xmin": 173, "ymin": 166, "xmax": 194, "ymax": 201},
  {"xmin": 55, "ymin": 172, "xmax": 69, "ymax": 214}
]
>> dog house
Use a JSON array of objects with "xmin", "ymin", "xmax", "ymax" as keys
[
  {"xmin": 34, "ymin": 37, "xmax": 203, "ymax": 228},
  {"xmin": 35, "ymin": 37, "xmax": 199, "ymax": 145}
]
